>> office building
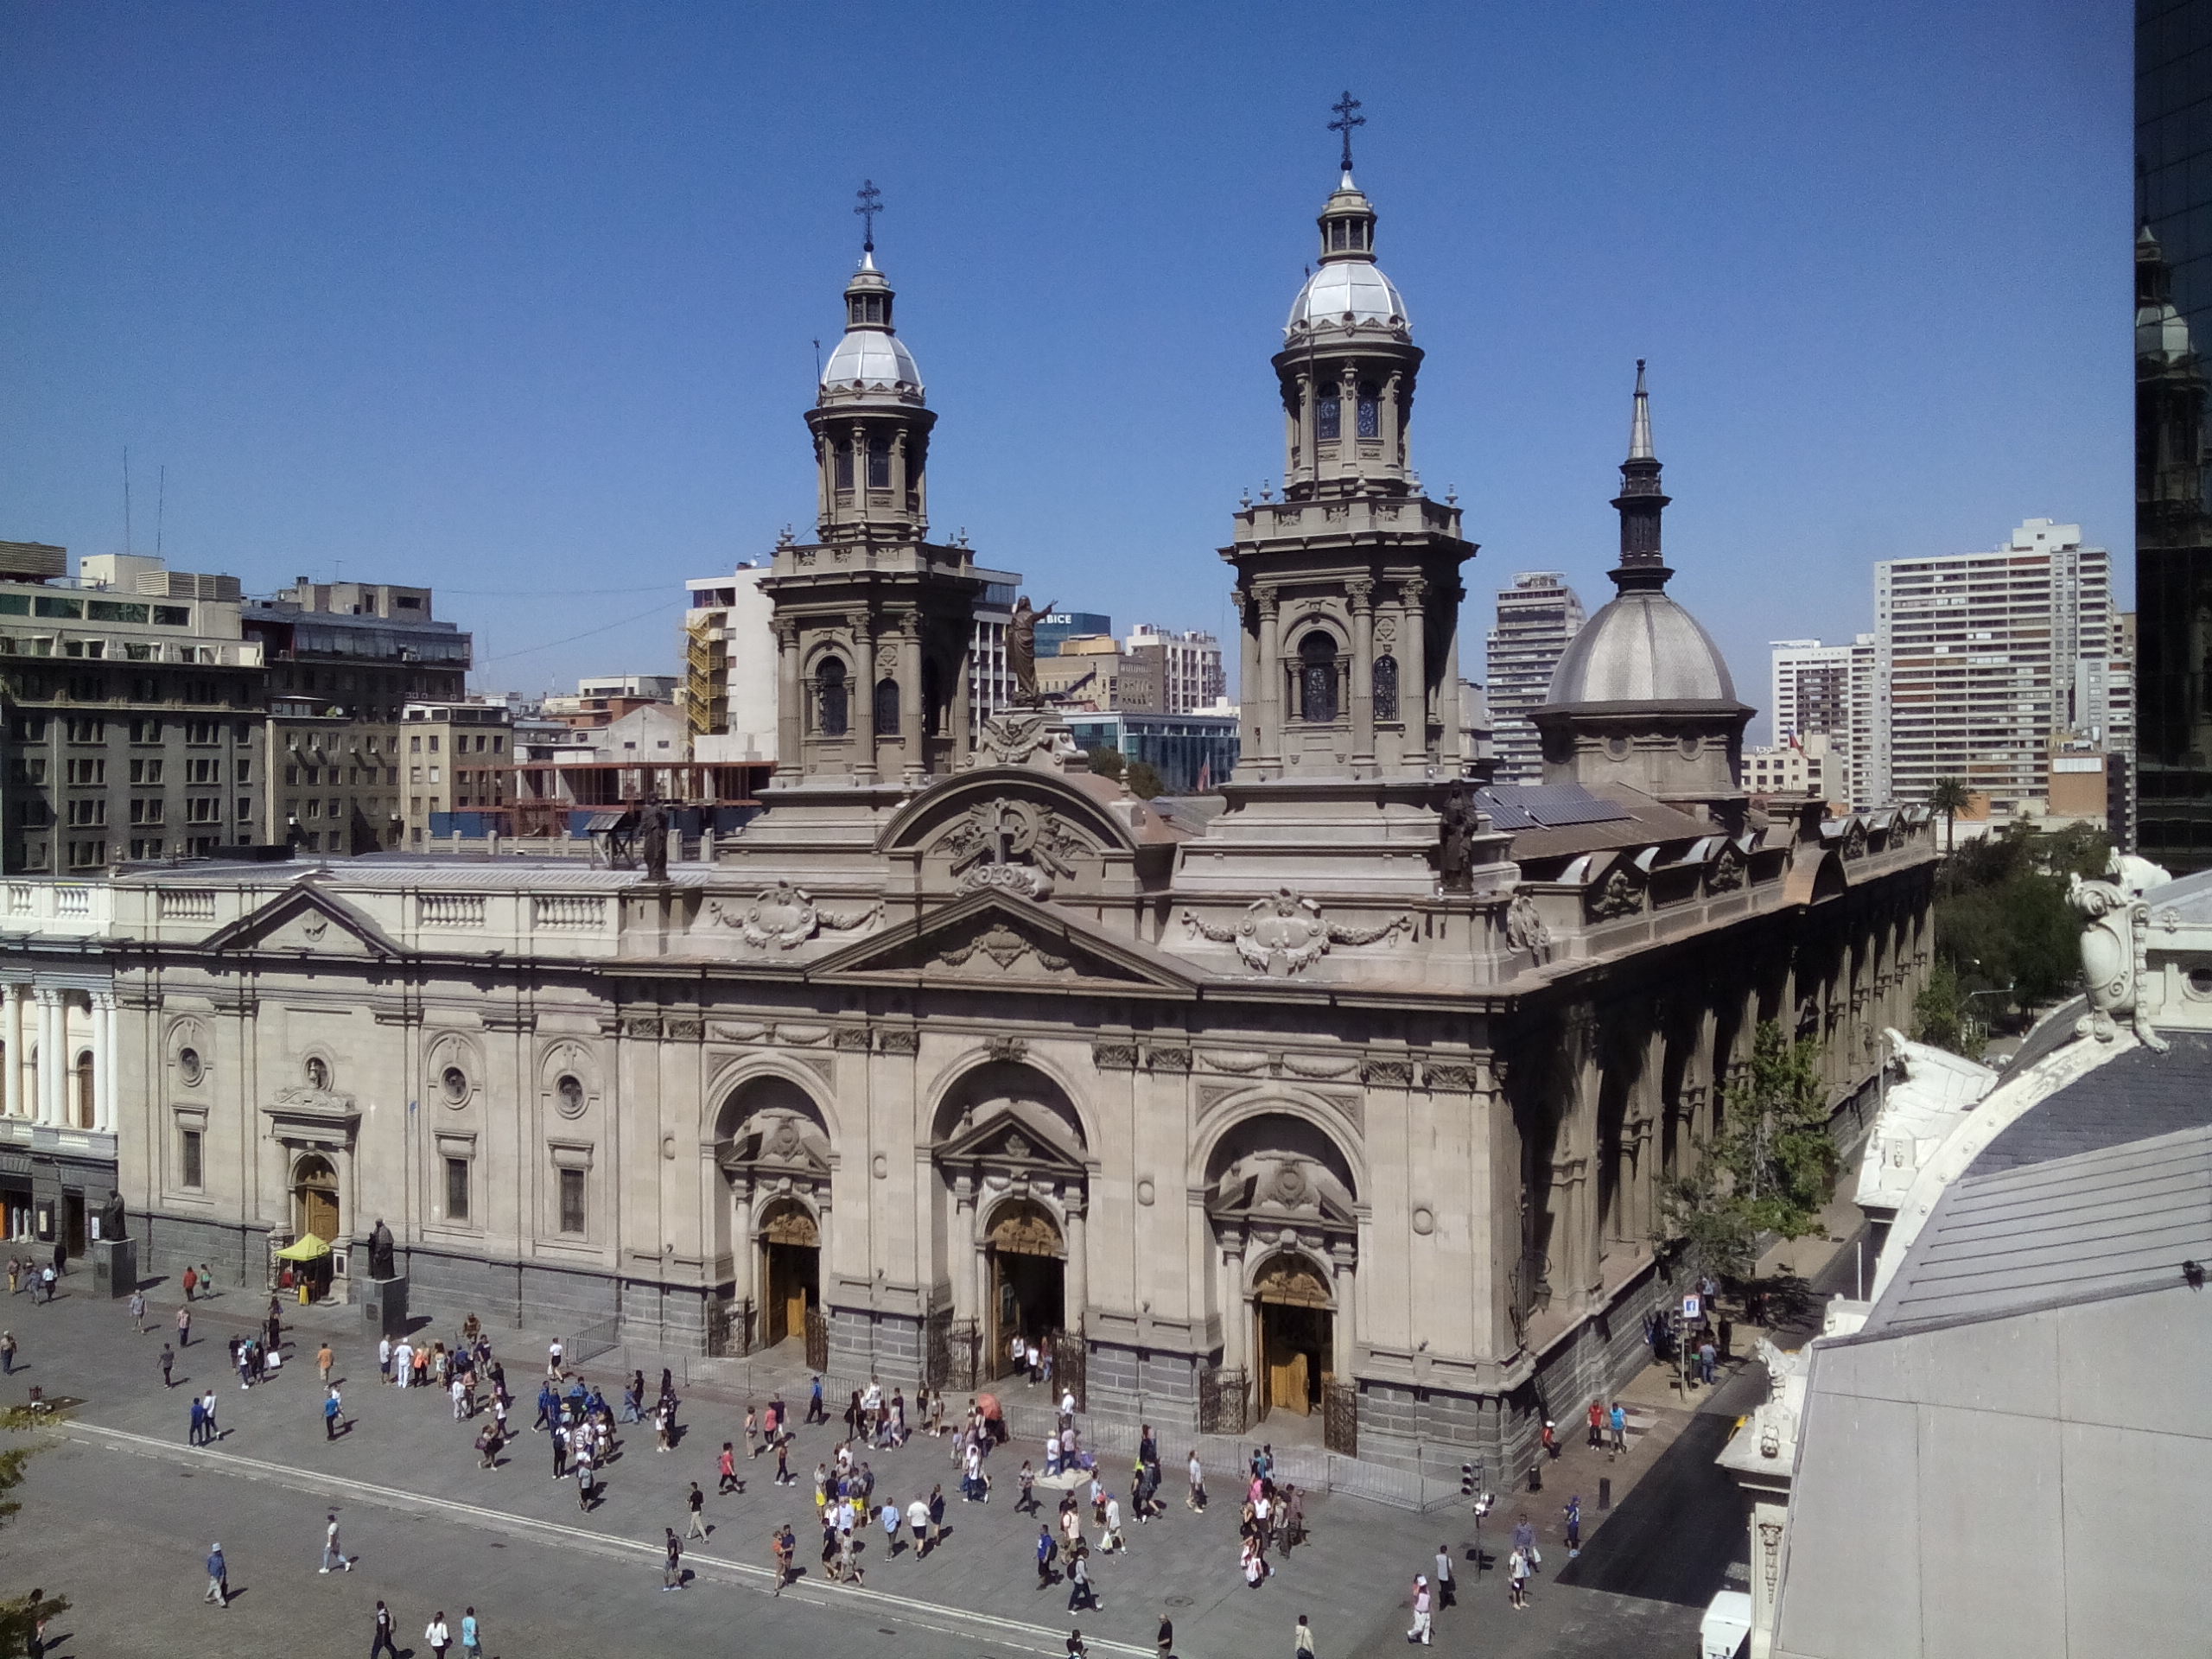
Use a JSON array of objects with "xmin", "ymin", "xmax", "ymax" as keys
[
  {"xmin": 543, "ymin": 675, "xmax": 677, "ymax": 728},
  {"xmin": 400, "ymin": 698, "xmax": 515, "ymax": 843},
  {"xmin": 1060, "ymin": 709, "xmax": 1239, "ymax": 793},
  {"xmin": 242, "ymin": 577, "xmax": 472, "ymax": 855},
  {"xmin": 0, "ymin": 548, "xmax": 267, "ymax": 870},
  {"xmin": 1034, "ymin": 611, "xmax": 1111, "ymax": 658},
  {"xmin": 683, "ymin": 564, "xmax": 777, "ymax": 763},
  {"xmin": 1485, "ymin": 572, "xmax": 1585, "ymax": 783},
  {"xmin": 1743, "ymin": 733, "xmax": 1836, "ymax": 804},
  {"xmin": 2137, "ymin": 0, "xmax": 2212, "ymax": 868},
  {"xmin": 1124, "ymin": 625, "xmax": 1227, "ymax": 714},
  {"xmin": 1770, "ymin": 635, "xmax": 1877, "ymax": 809},
  {"xmin": 1872, "ymin": 520, "xmax": 2120, "ymax": 814}
]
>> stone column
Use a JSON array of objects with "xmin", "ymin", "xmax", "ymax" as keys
[
  {"xmin": 1295, "ymin": 371, "xmax": 1315, "ymax": 487},
  {"xmin": 1255, "ymin": 593, "xmax": 1282, "ymax": 778},
  {"xmin": 731, "ymin": 1182, "xmax": 755, "ymax": 1309},
  {"xmin": 774, "ymin": 620, "xmax": 803, "ymax": 771},
  {"xmin": 1382, "ymin": 370, "xmax": 1405, "ymax": 473},
  {"xmin": 34, "ymin": 989, "xmax": 61, "ymax": 1127},
  {"xmin": 93, "ymin": 991, "xmax": 117, "ymax": 1133},
  {"xmin": 1338, "ymin": 363, "xmax": 1361, "ymax": 486},
  {"xmin": 953, "ymin": 1177, "xmax": 977, "ymax": 1322},
  {"xmin": 851, "ymin": 615, "xmax": 879, "ymax": 785},
  {"xmin": 949, "ymin": 634, "xmax": 972, "ymax": 771},
  {"xmin": 2, "ymin": 983, "xmax": 21, "ymax": 1121},
  {"xmin": 897, "ymin": 621, "xmax": 925, "ymax": 784},
  {"xmin": 1329, "ymin": 1242, "xmax": 1357, "ymax": 1378},
  {"xmin": 1400, "ymin": 577, "xmax": 1428, "ymax": 763},
  {"xmin": 1348, "ymin": 578, "xmax": 1376, "ymax": 776},
  {"xmin": 1063, "ymin": 1190, "xmax": 1088, "ymax": 1334},
  {"xmin": 1219, "ymin": 1226, "xmax": 1248, "ymax": 1375}
]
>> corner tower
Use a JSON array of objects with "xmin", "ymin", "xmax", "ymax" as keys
[
  {"xmin": 1530, "ymin": 365, "xmax": 1751, "ymax": 824},
  {"xmin": 757, "ymin": 188, "xmax": 997, "ymax": 792}
]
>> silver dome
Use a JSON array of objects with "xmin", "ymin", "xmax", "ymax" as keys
[
  {"xmin": 821, "ymin": 329, "xmax": 922, "ymax": 391},
  {"xmin": 1546, "ymin": 589, "xmax": 1737, "ymax": 705},
  {"xmin": 1287, "ymin": 262, "xmax": 1408, "ymax": 333}
]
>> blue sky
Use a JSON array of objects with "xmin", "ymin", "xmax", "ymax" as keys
[{"xmin": 0, "ymin": 3, "xmax": 2127, "ymax": 738}]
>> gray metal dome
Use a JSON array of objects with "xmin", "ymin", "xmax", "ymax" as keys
[
  {"xmin": 1545, "ymin": 588, "xmax": 1737, "ymax": 705},
  {"xmin": 821, "ymin": 328, "xmax": 922, "ymax": 391}
]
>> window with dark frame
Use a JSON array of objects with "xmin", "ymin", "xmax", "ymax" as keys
[
  {"xmin": 181, "ymin": 1128, "xmax": 203, "ymax": 1189},
  {"xmin": 445, "ymin": 1156, "xmax": 470, "ymax": 1222},
  {"xmin": 558, "ymin": 1166, "xmax": 586, "ymax": 1235}
]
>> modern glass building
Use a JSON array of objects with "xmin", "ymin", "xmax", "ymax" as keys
[
  {"xmin": 2137, "ymin": 0, "xmax": 2212, "ymax": 867},
  {"xmin": 1062, "ymin": 710, "xmax": 1238, "ymax": 795}
]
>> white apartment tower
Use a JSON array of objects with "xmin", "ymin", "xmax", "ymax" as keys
[
  {"xmin": 1770, "ymin": 635, "xmax": 1878, "ymax": 809},
  {"xmin": 1872, "ymin": 518, "xmax": 2119, "ymax": 811},
  {"xmin": 1125, "ymin": 623, "xmax": 1228, "ymax": 714},
  {"xmin": 1486, "ymin": 572, "xmax": 1586, "ymax": 784}
]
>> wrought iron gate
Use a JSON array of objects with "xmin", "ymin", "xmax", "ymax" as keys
[
  {"xmin": 804, "ymin": 1305, "xmax": 829, "ymax": 1372},
  {"xmin": 1050, "ymin": 1326, "xmax": 1085, "ymax": 1413},
  {"xmin": 1322, "ymin": 1377, "xmax": 1357, "ymax": 1457},
  {"xmin": 925, "ymin": 1311, "xmax": 980, "ymax": 1392},
  {"xmin": 1198, "ymin": 1365, "xmax": 1249, "ymax": 1435},
  {"xmin": 709, "ymin": 1297, "xmax": 755, "ymax": 1358}
]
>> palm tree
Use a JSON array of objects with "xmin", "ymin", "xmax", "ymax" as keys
[{"xmin": 1927, "ymin": 778, "xmax": 1970, "ymax": 855}]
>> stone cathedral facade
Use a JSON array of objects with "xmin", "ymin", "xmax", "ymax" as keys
[{"xmin": 84, "ymin": 162, "xmax": 1934, "ymax": 1471}]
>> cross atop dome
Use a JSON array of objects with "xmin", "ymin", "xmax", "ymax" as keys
[
  {"xmin": 1329, "ymin": 90, "xmax": 1365, "ymax": 177},
  {"xmin": 854, "ymin": 179, "xmax": 884, "ymax": 255}
]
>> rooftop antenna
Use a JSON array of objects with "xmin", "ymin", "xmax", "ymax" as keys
[
  {"xmin": 156, "ymin": 465, "xmax": 165, "ymax": 556},
  {"xmin": 123, "ymin": 447, "xmax": 132, "ymax": 556},
  {"xmin": 1329, "ymin": 90, "xmax": 1365, "ymax": 175},
  {"xmin": 854, "ymin": 178, "xmax": 883, "ymax": 255},
  {"xmin": 812, "ymin": 337, "xmax": 823, "ymax": 379}
]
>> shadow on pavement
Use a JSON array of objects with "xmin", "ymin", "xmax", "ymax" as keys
[{"xmin": 1551, "ymin": 1410, "xmax": 1739, "ymax": 1606}]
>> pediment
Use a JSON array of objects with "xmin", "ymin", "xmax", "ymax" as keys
[
  {"xmin": 936, "ymin": 1100, "xmax": 1090, "ymax": 1176},
  {"xmin": 810, "ymin": 890, "xmax": 1200, "ymax": 995},
  {"xmin": 200, "ymin": 880, "xmax": 402, "ymax": 960}
]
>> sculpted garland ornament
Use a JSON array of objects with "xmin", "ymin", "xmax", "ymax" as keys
[
  {"xmin": 1181, "ymin": 888, "xmax": 1413, "ymax": 976},
  {"xmin": 709, "ymin": 882, "xmax": 882, "ymax": 950}
]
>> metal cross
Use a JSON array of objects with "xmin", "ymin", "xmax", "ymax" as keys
[
  {"xmin": 854, "ymin": 180, "xmax": 884, "ymax": 251},
  {"xmin": 1328, "ymin": 91, "xmax": 1364, "ymax": 173}
]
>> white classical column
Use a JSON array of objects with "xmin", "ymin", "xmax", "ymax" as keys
[
  {"xmin": 94, "ymin": 990, "xmax": 118, "ymax": 1133},
  {"xmin": 34, "ymin": 989, "xmax": 61, "ymax": 1127},
  {"xmin": 1062, "ymin": 1192, "xmax": 1087, "ymax": 1334},
  {"xmin": 1330, "ymin": 1243, "xmax": 1357, "ymax": 1379},
  {"xmin": 2, "ymin": 984, "xmax": 22, "ymax": 1121},
  {"xmin": 1219, "ymin": 1227, "xmax": 1249, "ymax": 1376}
]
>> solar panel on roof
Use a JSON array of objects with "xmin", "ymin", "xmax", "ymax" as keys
[
  {"xmin": 1484, "ymin": 783, "xmax": 1633, "ymax": 829},
  {"xmin": 1471, "ymin": 789, "xmax": 1538, "ymax": 830}
]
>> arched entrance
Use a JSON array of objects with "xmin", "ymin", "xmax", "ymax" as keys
[
  {"xmin": 292, "ymin": 1154, "xmax": 340, "ymax": 1241},
  {"xmin": 986, "ymin": 1198, "xmax": 1065, "ymax": 1376},
  {"xmin": 1252, "ymin": 1252, "xmax": 1333, "ymax": 1419},
  {"xmin": 758, "ymin": 1198, "xmax": 819, "ymax": 1350}
]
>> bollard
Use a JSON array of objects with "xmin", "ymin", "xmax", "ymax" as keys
[{"xmin": 1599, "ymin": 1476, "xmax": 1612, "ymax": 1510}]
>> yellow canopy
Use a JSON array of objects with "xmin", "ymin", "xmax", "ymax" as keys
[{"xmin": 274, "ymin": 1232, "xmax": 331, "ymax": 1261}]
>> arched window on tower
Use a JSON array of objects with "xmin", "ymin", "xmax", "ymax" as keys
[
  {"xmin": 1356, "ymin": 386, "xmax": 1380, "ymax": 439},
  {"xmin": 813, "ymin": 658, "xmax": 849, "ymax": 738},
  {"xmin": 1373, "ymin": 652, "xmax": 1400, "ymax": 723},
  {"xmin": 1317, "ymin": 396, "xmax": 1341, "ymax": 442},
  {"xmin": 922, "ymin": 658, "xmax": 943, "ymax": 738},
  {"xmin": 1299, "ymin": 632, "xmax": 1340, "ymax": 723},
  {"xmin": 834, "ymin": 438, "xmax": 855, "ymax": 492},
  {"xmin": 867, "ymin": 434, "xmax": 892, "ymax": 490},
  {"xmin": 874, "ymin": 677, "xmax": 900, "ymax": 736}
]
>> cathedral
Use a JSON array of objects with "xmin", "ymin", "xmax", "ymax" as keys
[{"xmin": 61, "ymin": 148, "xmax": 1933, "ymax": 1473}]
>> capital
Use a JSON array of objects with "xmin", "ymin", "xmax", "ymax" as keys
[
  {"xmin": 1402, "ymin": 576, "xmax": 1428, "ymax": 604},
  {"xmin": 1347, "ymin": 579, "xmax": 1375, "ymax": 611}
]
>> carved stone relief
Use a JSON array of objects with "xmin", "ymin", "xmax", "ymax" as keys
[
  {"xmin": 709, "ymin": 882, "xmax": 882, "ymax": 950},
  {"xmin": 1181, "ymin": 887, "xmax": 1413, "ymax": 976}
]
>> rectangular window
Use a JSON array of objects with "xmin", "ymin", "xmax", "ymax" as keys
[
  {"xmin": 10, "ymin": 758, "xmax": 44, "ymax": 786},
  {"xmin": 130, "ymin": 798, "xmax": 163, "ymax": 825},
  {"xmin": 187, "ymin": 757, "xmax": 219, "ymax": 784},
  {"xmin": 67, "ymin": 798, "xmax": 105, "ymax": 826},
  {"xmin": 181, "ymin": 1128, "xmax": 203, "ymax": 1189},
  {"xmin": 67, "ymin": 839, "xmax": 105, "ymax": 868},
  {"xmin": 445, "ymin": 1157, "xmax": 471, "ymax": 1222},
  {"xmin": 835, "ymin": 446, "xmax": 855, "ymax": 490},
  {"xmin": 130, "ymin": 758, "xmax": 162, "ymax": 784},
  {"xmin": 1356, "ymin": 395, "xmax": 1380, "ymax": 438},
  {"xmin": 429, "ymin": 766, "xmax": 440, "ymax": 785},
  {"xmin": 238, "ymin": 798, "xmax": 254, "ymax": 824},
  {"xmin": 152, "ymin": 605, "xmax": 189, "ymax": 626},
  {"xmin": 130, "ymin": 836, "xmax": 162, "ymax": 860},
  {"xmin": 130, "ymin": 717, "xmax": 162, "ymax": 743},
  {"xmin": 410, "ymin": 734, "xmax": 421, "ymax": 753},
  {"xmin": 558, "ymin": 1167, "xmax": 586, "ymax": 1235},
  {"xmin": 429, "ymin": 736, "xmax": 440, "ymax": 753},
  {"xmin": 64, "ymin": 758, "xmax": 105, "ymax": 785},
  {"xmin": 867, "ymin": 436, "xmax": 893, "ymax": 489},
  {"xmin": 234, "ymin": 759, "xmax": 251, "ymax": 785},
  {"xmin": 13, "ymin": 716, "xmax": 46, "ymax": 742},
  {"xmin": 65, "ymin": 718, "xmax": 105, "ymax": 743},
  {"xmin": 186, "ymin": 797, "xmax": 221, "ymax": 823}
]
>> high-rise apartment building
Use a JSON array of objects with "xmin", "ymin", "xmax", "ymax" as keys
[
  {"xmin": 1768, "ymin": 636, "xmax": 1878, "ymax": 809},
  {"xmin": 683, "ymin": 564, "xmax": 777, "ymax": 763},
  {"xmin": 400, "ymin": 698, "xmax": 515, "ymax": 846},
  {"xmin": 1872, "ymin": 519, "xmax": 2120, "ymax": 811},
  {"xmin": 1124, "ymin": 624, "xmax": 1226, "ymax": 714},
  {"xmin": 1485, "ymin": 572, "xmax": 1585, "ymax": 783},
  {"xmin": 0, "ymin": 548, "xmax": 268, "ymax": 871}
]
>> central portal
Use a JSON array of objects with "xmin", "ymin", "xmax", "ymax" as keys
[
  {"xmin": 759, "ymin": 1199, "xmax": 820, "ymax": 1350},
  {"xmin": 1253, "ymin": 1253, "xmax": 1333, "ymax": 1419},
  {"xmin": 987, "ymin": 1199, "xmax": 1064, "ymax": 1376}
]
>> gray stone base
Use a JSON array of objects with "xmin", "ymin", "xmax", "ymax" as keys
[
  {"xmin": 827, "ymin": 1306, "xmax": 923, "ymax": 1376},
  {"xmin": 1081, "ymin": 1340, "xmax": 1202, "ymax": 1427}
]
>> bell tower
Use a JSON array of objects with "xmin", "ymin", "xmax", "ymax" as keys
[{"xmin": 757, "ymin": 185, "xmax": 1001, "ymax": 792}]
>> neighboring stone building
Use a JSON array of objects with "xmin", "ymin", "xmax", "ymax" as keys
[
  {"xmin": 398, "ymin": 698, "xmax": 514, "ymax": 844},
  {"xmin": 91, "ymin": 159, "xmax": 1934, "ymax": 1475}
]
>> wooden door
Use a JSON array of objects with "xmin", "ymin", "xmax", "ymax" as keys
[
  {"xmin": 303, "ymin": 1187, "xmax": 340, "ymax": 1241},
  {"xmin": 1269, "ymin": 1351, "xmax": 1310, "ymax": 1414}
]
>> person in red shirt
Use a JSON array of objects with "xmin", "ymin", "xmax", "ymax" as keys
[{"xmin": 719, "ymin": 1441, "xmax": 742, "ymax": 1495}]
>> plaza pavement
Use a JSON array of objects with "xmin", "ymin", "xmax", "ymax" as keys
[{"xmin": 0, "ymin": 1271, "xmax": 1708, "ymax": 1657}]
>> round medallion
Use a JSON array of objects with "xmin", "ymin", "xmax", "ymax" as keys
[
  {"xmin": 555, "ymin": 1073, "xmax": 587, "ymax": 1119},
  {"xmin": 1605, "ymin": 736, "xmax": 1631, "ymax": 761},
  {"xmin": 439, "ymin": 1065, "xmax": 469, "ymax": 1106},
  {"xmin": 1136, "ymin": 1178, "xmax": 1156, "ymax": 1207},
  {"xmin": 1678, "ymin": 734, "xmax": 1703, "ymax": 760},
  {"xmin": 1411, "ymin": 1206, "xmax": 1436, "ymax": 1236},
  {"xmin": 177, "ymin": 1047, "xmax": 203, "ymax": 1087}
]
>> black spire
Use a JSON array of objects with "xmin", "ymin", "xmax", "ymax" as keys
[{"xmin": 1611, "ymin": 359, "xmax": 1672, "ymax": 592}]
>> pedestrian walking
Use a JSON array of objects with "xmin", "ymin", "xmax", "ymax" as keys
[
  {"xmin": 200, "ymin": 1389, "xmax": 219, "ymax": 1442},
  {"xmin": 1, "ymin": 1331, "xmax": 17, "ymax": 1375},
  {"xmin": 1186, "ymin": 1449, "xmax": 1206, "ymax": 1511},
  {"xmin": 370, "ymin": 1599, "xmax": 400, "ymax": 1656},
  {"xmin": 1066, "ymin": 1630, "xmax": 1088, "ymax": 1658},
  {"xmin": 1405, "ymin": 1575, "xmax": 1432, "ymax": 1644},
  {"xmin": 325, "ymin": 1387, "xmax": 343, "ymax": 1440},
  {"xmin": 1565, "ymin": 1493, "xmax": 1582, "ymax": 1557},
  {"xmin": 320, "ymin": 1513, "xmax": 353, "ymax": 1573},
  {"xmin": 1018, "ymin": 1459, "xmax": 1037, "ymax": 1514},
  {"xmin": 1586, "ymin": 1398, "xmax": 1605, "ymax": 1449},
  {"xmin": 203, "ymin": 1543, "xmax": 228, "ymax": 1607},
  {"xmin": 461, "ymin": 1608, "xmax": 483, "ymax": 1659},
  {"xmin": 1434, "ymin": 1543, "xmax": 1456, "ymax": 1609},
  {"xmin": 1542, "ymin": 1419, "xmax": 1560, "ymax": 1460},
  {"xmin": 1508, "ymin": 1546, "xmax": 1530, "ymax": 1610},
  {"xmin": 772, "ymin": 1522, "xmax": 796, "ymax": 1594},
  {"xmin": 910, "ymin": 1494, "xmax": 931, "ymax": 1559},
  {"xmin": 175, "ymin": 1304, "xmax": 191, "ymax": 1347},
  {"xmin": 161, "ymin": 1341, "xmax": 175, "ymax": 1388},
  {"xmin": 1036, "ymin": 1522, "xmax": 1058, "ymax": 1586},
  {"xmin": 1157, "ymin": 1611, "xmax": 1174, "ymax": 1658},
  {"xmin": 1610, "ymin": 1401, "xmax": 1628, "ymax": 1455},
  {"xmin": 720, "ymin": 1440, "xmax": 741, "ymax": 1495},
  {"xmin": 1699, "ymin": 1338, "xmax": 1717, "ymax": 1386},
  {"xmin": 130, "ymin": 1288, "xmax": 147, "ymax": 1332},
  {"xmin": 661, "ymin": 1528, "xmax": 684, "ymax": 1592},
  {"xmin": 182, "ymin": 1265, "xmax": 198, "ymax": 1302},
  {"xmin": 687, "ymin": 1480, "xmax": 709, "ymax": 1540},
  {"xmin": 188, "ymin": 1395, "xmax": 206, "ymax": 1446},
  {"xmin": 1512, "ymin": 1513, "xmax": 1538, "ymax": 1574},
  {"xmin": 809, "ymin": 1373, "xmax": 827, "ymax": 1424},
  {"xmin": 424, "ymin": 1611, "xmax": 451, "ymax": 1657},
  {"xmin": 1066, "ymin": 1548, "xmax": 1100, "ymax": 1611},
  {"xmin": 317, "ymin": 1342, "xmax": 334, "ymax": 1385},
  {"xmin": 1295, "ymin": 1613, "xmax": 1316, "ymax": 1657}
]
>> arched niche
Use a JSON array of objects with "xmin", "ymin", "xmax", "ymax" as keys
[{"xmin": 714, "ymin": 1073, "xmax": 834, "ymax": 1333}]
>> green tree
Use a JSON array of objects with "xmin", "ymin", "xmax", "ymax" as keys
[
  {"xmin": 1123, "ymin": 760, "xmax": 1166, "ymax": 800},
  {"xmin": 1913, "ymin": 958, "xmax": 1970, "ymax": 1056},
  {"xmin": 0, "ymin": 1412, "xmax": 64, "ymax": 1656},
  {"xmin": 1929, "ymin": 821, "xmax": 2101, "ymax": 1023},
  {"xmin": 1083, "ymin": 747, "xmax": 1125, "ymax": 783},
  {"xmin": 1656, "ymin": 1021, "xmax": 1837, "ymax": 1279},
  {"xmin": 1926, "ymin": 777, "xmax": 1970, "ymax": 855}
]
